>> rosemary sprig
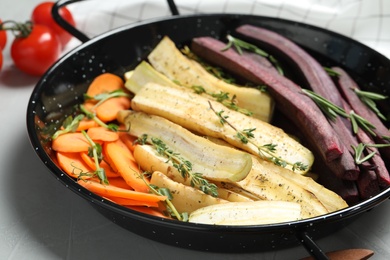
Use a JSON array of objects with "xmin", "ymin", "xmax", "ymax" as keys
[
  {"xmin": 324, "ymin": 67, "xmax": 341, "ymax": 77},
  {"xmin": 351, "ymin": 142, "xmax": 390, "ymax": 164},
  {"xmin": 302, "ymin": 89, "xmax": 376, "ymax": 136},
  {"xmin": 79, "ymin": 104, "xmax": 119, "ymax": 132},
  {"xmin": 353, "ymin": 88, "xmax": 388, "ymax": 121},
  {"xmin": 222, "ymin": 34, "xmax": 284, "ymax": 75},
  {"xmin": 136, "ymin": 134, "xmax": 218, "ymax": 197},
  {"xmin": 81, "ymin": 130, "xmax": 108, "ymax": 184},
  {"xmin": 208, "ymin": 101, "xmax": 308, "ymax": 172},
  {"xmin": 84, "ymin": 89, "xmax": 131, "ymax": 108},
  {"xmin": 52, "ymin": 114, "xmax": 84, "ymax": 139},
  {"xmin": 191, "ymin": 85, "xmax": 253, "ymax": 116}
]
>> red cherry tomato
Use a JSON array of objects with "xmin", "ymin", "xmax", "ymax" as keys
[
  {"xmin": 11, "ymin": 24, "xmax": 61, "ymax": 76},
  {"xmin": 31, "ymin": 1, "xmax": 75, "ymax": 48},
  {"xmin": 0, "ymin": 19, "xmax": 7, "ymax": 50},
  {"xmin": 0, "ymin": 50, "xmax": 3, "ymax": 70}
]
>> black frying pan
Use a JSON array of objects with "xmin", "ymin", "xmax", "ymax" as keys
[{"xmin": 26, "ymin": 0, "xmax": 390, "ymax": 258}]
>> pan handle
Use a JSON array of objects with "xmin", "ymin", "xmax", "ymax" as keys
[
  {"xmin": 52, "ymin": 0, "xmax": 180, "ymax": 43},
  {"xmin": 297, "ymin": 232, "xmax": 329, "ymax": 260}
]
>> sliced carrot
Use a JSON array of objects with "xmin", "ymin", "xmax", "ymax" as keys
[
  {"xmin": 76, "ymin": 119, "xmax": 99, "ymax": 131},
  {"xmin": 119, "ymin": 132, "xmax": 138, "ymax": 152},
  {"xmin": 80, "ymin": 152, "xmax": 119, "ymax": 178},
  {"xmin": 103, "ymin": 197, "xmax": 159, "ymax": 207},
  {"xmin": 86, "ymin": 73, "xmax": 124, "ymax": 97},
  {"xmin": 57, "ymin": 152, "xmax": 92, "ymax": 179},
  {"xmin": 77, "ymin": 179, "xmax": 166, "ymax": 202},
  {"xmin": 87, "ymin": 126, "xmax": 119, "ymax": 142},
  {"xmin": 104, "ymin": 139, "xmax": 148, "ymax": 192},
  {"xmin": 96, "ymin": 96, "xmax": 131, "ymax": 122},
  {"xmin": 52, "ymin": 132, "xmax": 90, "ymax": 152},
  {"xmin": 127, "ymin": 206, "xmax": 169, "ymax": 219},
  {"xmin": 107, "ymin": 177, "xmax": 133, "ymax": 189}
]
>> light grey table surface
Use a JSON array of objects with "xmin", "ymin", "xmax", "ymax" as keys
[{"xmin": 1, "ymin": 0, "xmax": 390, "ymax": 259}]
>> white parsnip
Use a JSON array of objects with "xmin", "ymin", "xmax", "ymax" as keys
[
  {"xmin": 147, "ymin": 36, "xmax": 274, "ymax": 122},
  {"xmin": 129, "ymin": 82, "xmax": 314, "ymax": 174},
  {"xmin": 150, "ymin": 171, "xmax": 228, "ymax": 214},
  {"xmin": 188, "ymin": 201, "xmax": 302, "ymax": 225},
  {"xmin": 118, "ymin": 110, "xmax": 252, "ymax": 183}
]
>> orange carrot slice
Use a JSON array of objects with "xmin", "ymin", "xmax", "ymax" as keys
[
  {"xmin": 96, "ymin": 96, "xmax": 131, "ymax": 122},
  {"xmin": 86, "ymin": 73, "xmax": 124, "ymax": 97},
  {"xmin": 103, "ymin": 197, "xmax": 159, "ymax": 207},
  {"xmin": 76, "ymin": 119, "xmax": 99, "ymax": 131},
  {"xmin": 52, "ymin": 132, "xmax": 90, "ymax": 152},
  {"xmin": 77, "ymin": 179, "xmax": 166, "ymax": 202},
  {"xmin": 127, "ymin": 206, "xmax": 169, "ymax": 219},
  {"xmin": 57, "ymin": 152, "xmax": 92, "ymax": 179},
  {"xmin": 104, "ymin": 139, "xmax": 148, "ymax": 192},
  {"xmin": 80, "ymin": 152, "xmax": 119, "ymax": 178},
  {"xmin": 87, "ymin": 127, "xmax": 119, "ymax": 142},
  {"xmin": 107, "ymin": 177, "xmax": 133, "ymax": 189},
  {"xmin": 119, "ymin": 132, "xmax": 138, "ymax": 152}
]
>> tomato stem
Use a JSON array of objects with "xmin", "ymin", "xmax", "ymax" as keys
[{"xmin": 0, "ymin": 20, "xmax": 33, "ymax": 38}]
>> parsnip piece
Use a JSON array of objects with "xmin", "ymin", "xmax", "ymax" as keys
[
  {"xmin": 147, "ymin": 36, "xmax": 274, "ymax": 122},
  {"xmin": 129, "ymin": 82, "xmax": 314, "ymax": 173},
  {"xmin": 118, "ymin": 110, "xmax": 252, "ymax": 182},
  {"xmin": 260, "ymin": 160, "xmax": 348, "ymax": 212},
  {"xmin": 133, "ymin": 144, "xmax": 254, "ymax": 203},
  {"xmin": 236, "ymin": 157, "xmax": 329, "ymax": 219},
  {"xmin": 150, "ymin": 171, "xmax": 228, "ymax": 213},
  {"xmin": 188, "ymin": 201, "xmax": 302, "ymax": 225}
]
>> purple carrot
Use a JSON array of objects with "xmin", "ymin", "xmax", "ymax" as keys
[
  {"xmin": 357, "ymin": 169, "xmax": 380, "ymax": 199},
  {"xmin": 331, "ymin": 66, "xmax": 390, "ymax": 159},
  {"xmin": 191, "ymin": 36, "xmax": 361, "ymax": 180}
]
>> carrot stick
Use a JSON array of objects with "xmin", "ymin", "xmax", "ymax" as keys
[
  {"xmin": 80, "ymin": 152, "xmax": 119, "ymax": 178},
  {"xmin": 52, "ymin": 132, "xmax": 91, "ymax": 152},
  {"xmin": 127, "ymin": 206, "xmax": 169, "ymax": 218},
  {"xmin": 86, "ymin": 126, "xmax": 119, "ymax": 142},
  {"xmin": 86, "ymin": 73, "xmax": 124, "ymax": 97},
  {"xmin": 107, "ymin": 177, "xmax": 133, "ymax": 189},
  {"xmin": 77, "ymin": 179, "xmax": 166, "ymax": 202},
  {"xmin": 104, "ymin": 139, "xmax": 148, "ymax": 192},
  {"xmin": 103, "ymin": 196, "xmax": 159, "ymax": 207},
  {"xmin": 96, "ymin": 96, "xmax": 131, "ymax": 122},
  {"xmin": 57, "ymin": 152, "xmax": 92, "ymax": 179},
  {"xmin": 119, "ymin": 132, "xmax": 138, "ymax": 152}
]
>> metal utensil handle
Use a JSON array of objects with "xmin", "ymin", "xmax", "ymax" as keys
[
  {"xmin": 297, "ymin": 232, "xmax": 329, "ymax": 260},
  {"xmin": 51, "ymin": 0, "xmax": 180, "ymax": 43}
]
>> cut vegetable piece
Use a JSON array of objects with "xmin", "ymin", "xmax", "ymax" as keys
[
  {"xmin": 76, "ymin": 119, "xmax": 99, "ymax": 131},
  {"xmin": 86, "ymin": 126, "xmax": 119, "ymax": 142},
  {"xmin": 188, "ymin": 200, "xmax": 302, "ymax": 225},
  {"xmin": 236, "ymin": 157, "xmax": 329, "ymax": 219},
  {"xmin": 86, "ymin": 73, "xmax": 124, "ymax": 97},
  {"xmin": 96, "ymin": 96, "xmax": 131, "ymax": 122},
  {"xmin": 77, "ymin": 179, "xmax": 165, "ymax": 202},
  {"xmin": 104, "ymin": 139, "xmax": 148, "ymax": 192},
  {"xmin": 118, "ymin": 132, "xmax": 138, "ymax": 152},
  {"xmin": 118, "ymin": 110, "xmax": 253, "ymax": 182},
  {"xmin": 147, "ymin": 36, "xmax": 274, "ymax": 122},
  {"xmin": 104, "ymin": 196, "xmax": 159, "ymax": 207},
  {"xmin": 150, "ymin": 171, "xmax": 228, "ymax": 213},
  {"xmin": 57, "ymin": 151, "xmax": 92, "ymax": 179},
  {"xmin": 80, "ymin": 152, "xmax": 119, "ymax": 178},
  {"xmin": 52, "ymin": 132, "xmax": 91, "ymax": 152},
  {"xmin": 126, "ymin": 83, "xmax": 313, "ymax": 174}
]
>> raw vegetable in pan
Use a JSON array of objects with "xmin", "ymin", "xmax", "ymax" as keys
[{"xmin": 49, "ymin": 26, "xmax": 389, "ymax": 225}]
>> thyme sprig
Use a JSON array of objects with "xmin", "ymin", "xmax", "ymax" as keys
[
  {"xmin": 79, "ymin": 104, "xmax": 119, "ymax": 132},
  {"xmin": 302, "ymin": 89, "xmax": 376, "ymax": 136},
  {"xmin": 222, "ymin": 34, "xmax": 284, "ymax": 75},
  {"xmin": 208, "ymin": 101, "xmax": 308, "ymax": 172},
  {"xmin": 191, "ymin": 85, "xmax": 253, "ymax": 116},
  {"xmin": 81, "ymin": 130, "xmax": 108, "ymax": 184},
  {"xmin": 52, "ymin": 114, "xmax": 84, "ymax": 139},
  {"xmin": 353, "ymin": 88, "xmax": 388, "ymax": 121},
  {"xmin": 136, "ymin": 134, "xmax": 218, "ymax": 197}
]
